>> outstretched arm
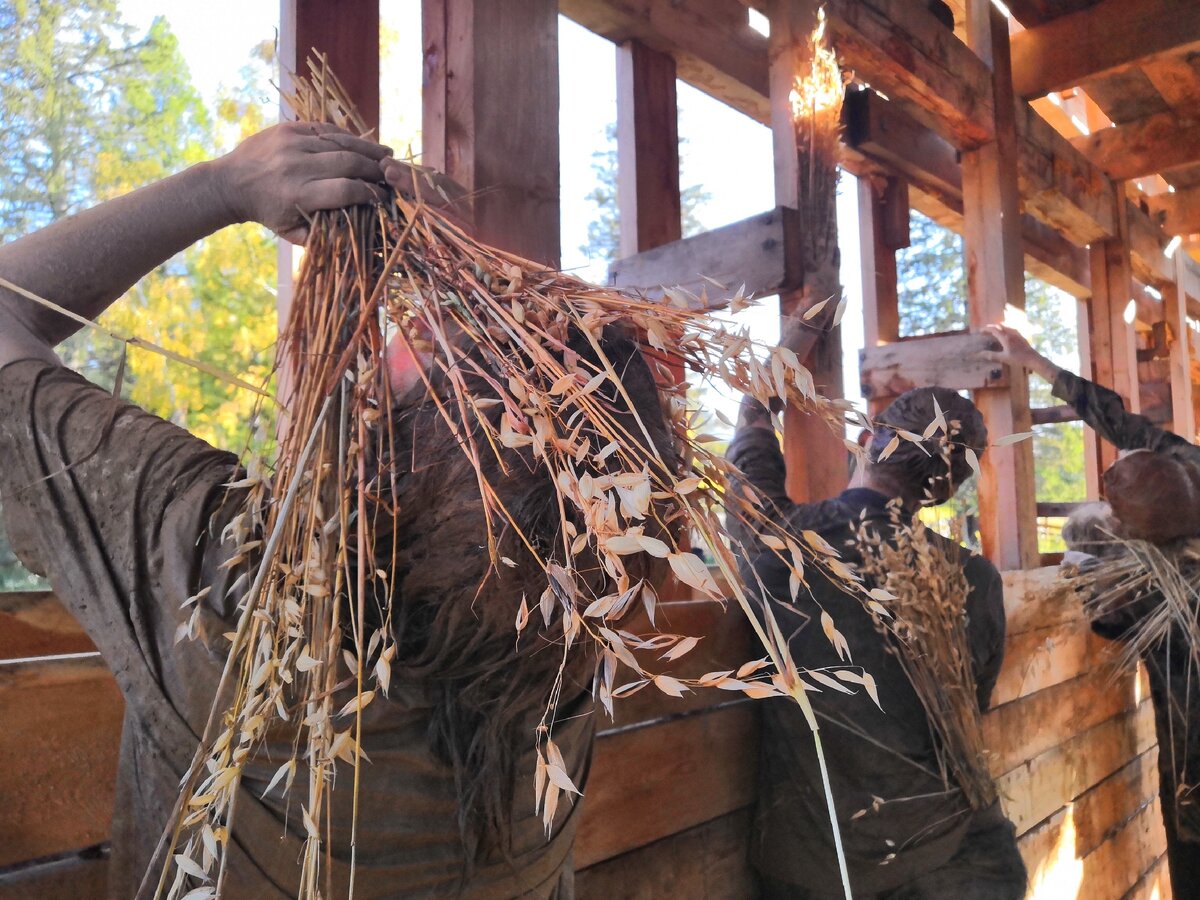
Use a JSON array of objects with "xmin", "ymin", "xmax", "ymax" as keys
[
  {"xmin": 977, "ymin": 323, "xmax": 1062, "ymax": 384},
  {"xmin": 0, "ymin": 122, "xmax": 392, "ymax": 369},
  {"xmin": 979, "ymin": 323, "xmax": 1199, "ymax": 459}
]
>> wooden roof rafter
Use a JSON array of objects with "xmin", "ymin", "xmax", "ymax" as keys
[{"xmin": 1009, "ymin": 0, "xmax": 1200, "ymax": 101}]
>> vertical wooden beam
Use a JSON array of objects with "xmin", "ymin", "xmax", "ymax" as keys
[
  {"xmin": 858, "ymin": 174, "xmax": 906, "ymax": 416},
  {"xmin": 422, "ymin": 0, "xmax": 560, "ymax": 266},
  {"xmin": 616, "ymin": 41, "xmax": 682, "ymax": 258},
  {"xmin": 1169, "ymin": 255, "xmax": 1197, "ymax": 441},
  {"xmin": 962, "ymin": 0, "xmax": 1038, "ymax": 569},
  {"xmin": 1088, "ymin": 195, "xmax": 1138, "ymax": 475},
  {"xmin": 768, "ymin": 0, "xmax": 848, "ymax": 504},
  {"xmin": 858, "ymin": 174, "xmax": 906, "ymax": 348},
  {"xmin": 280, "ymin": 0, "xmax": 381, "ymax": 134},
  {"xmin": 615, "ymin": 39, "xmax": 685, "ymax": 397},
  {"xmin": 278, "ymin": 0, "xmax": 381, "ymax": 430},
  {"xmin": 1076, "ymin": 298, "xmax": 1102, "ymax": 499}
]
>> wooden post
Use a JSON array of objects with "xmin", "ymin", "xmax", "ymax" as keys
[
  {"xmin": 616, "ymin": 39, "xmax": 685, "ymax": 394},
  {"xmin": 1076, "ymin": 298, "xmax": 1102, "ymax": 500},
  {"xmin": 1088, "ymin": 195, "xmax": 1139, "ymax": 475},
  {"xmin": 616, "ymin": 41, "xmax": 682, "ymax": 258},
  {"xmin": 278, "ymin": 0, "xmax": 381, "ymax": 427},
  {"xmin": 1169, "ymin": 254, "xmax": 1197, "ymax": 441},
  {"xmin": 422, "ymin": 0, "xmax": 560, "ymax": 267},
  {"xmin": 857, "ymin": 174, "xmax": 905, "ymax": 351},
  {"xmin": 768, "ymin": 0, "xmax": 848, "ymax": 504},
  {"xmin": 962, "ymin": 0, "xmax": 1038, "ymax": 569}
]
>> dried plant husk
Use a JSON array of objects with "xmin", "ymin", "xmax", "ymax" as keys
[
  {"xmin": 1066, "ymin": 536, "xmax": 1200, "ymax": 831},
  {"xmin": 150, "ymin": 59, "xmax": 875, "ymax": 899},
  {"xmin": 1069, "ymin": 536, "xmax": 1200, "ymax": 673},
  {"xmin": 788, "ymin": 6, "xmax": 848, "ymax": 273},
  {"xmin": 855, "ymin": 504, "xmax": 998, "ymax": 811}
]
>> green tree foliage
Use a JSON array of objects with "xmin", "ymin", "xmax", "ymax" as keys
[
  {"xmin": 581, "ymin": 123, "xmax": 712, "ymax": 263},
  {"xmin": 0, "ymin": 3, "xmax": 278, "ymax": 588}
]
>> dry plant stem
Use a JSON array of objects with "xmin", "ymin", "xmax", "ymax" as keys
[
  {"xmin": 0, "ymin": 274, "xmax": 271, "ymax": 398},
  {"xmin": 148, "ymin": 392, "xmax": 335, "ymax": 900},
  {"xmin": 856, "ymin": 507, "xmax": 996, "ymax": 811},
  {"xmin": 152, "ymin": 60, "xmax": 883, "ymax": 898}
]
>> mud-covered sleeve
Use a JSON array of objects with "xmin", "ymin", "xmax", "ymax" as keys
[
  {"xmin": 964, "ymin": 554, "xmax": 1006, "ymax": 712},
  {"xmin": 1052, "ymin": 368, "xmax": 1200, "ymax": 463},
  {"xmin": 0, "ymin": 359, "xmax": 242, "ymax": 673}
]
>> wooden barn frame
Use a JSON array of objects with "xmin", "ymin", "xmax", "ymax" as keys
[{"xmin": 4, "ymin": 1, "xmax": 1200, "ymax": 897}]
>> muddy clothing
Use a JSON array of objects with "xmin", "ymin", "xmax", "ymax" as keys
[
  {"xmin": 1056, "ymin": 368, "xmax": 1200, "ymax": 893},
  {"xmin": 1087, "ymin": 586, "xmax": 1200, "ymax": 889},
  {"xmin": 1052, "ymin": 369, "xmax": 1200, "ymax": 465},
  {"xmin": 0, "ymin": 359, "xmax": 595, "ymax": 899},
  {"xmin": 727, "ymin": 426, "xmax": 1024, "ymax": 900}
]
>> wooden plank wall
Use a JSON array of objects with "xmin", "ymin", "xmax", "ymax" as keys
[{"xmin": 0, "ymin": 570, "xmax": 1171, "ymax": 898}]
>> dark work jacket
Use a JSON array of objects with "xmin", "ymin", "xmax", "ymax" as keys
[
  {"xmin": 1052, "ymin": 368, "xmax": 1200, "ymax": 464},
  {"xmin": 726, "ymin": 426, "xmax": 1008, "ymax": 899},
  {"xmin": 1057, "ymin": 369, "xmax": 1200, "ymax": 886}
]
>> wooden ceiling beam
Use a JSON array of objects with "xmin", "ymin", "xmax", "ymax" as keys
[
  {"xmin": 573, "ymin": 0, "xmax": 1116, "ymax": 247},
  {"xmin": 559, "ymin": 0, "xmax": 771, "ymax": 123},
  {"xmin": 1141, "ymin": 51, "xmax": 1200, "ymax": 115},
  {"xmin": 1010, "ymin": 0, "xmax": 1200, "ymax": 100},
  {"xmin": 1072, "ymin": 111, "xmax": 1200, "ymax": 181},
  {"xmin": 1147, "ymin": 184, "xmax": 1200, "ymax": 236},
  {"xmin": 844, "ymin": 89, "xmax": 1093, "ymax": 295},
  {"xmin": 821, "ymin": 0, "xmax": 994, "ymax": 148},
  {"xmin": 568, "ymin": 0, "xmax": 997, "ymax": 147}
]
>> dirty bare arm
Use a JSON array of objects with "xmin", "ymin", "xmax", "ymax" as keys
[{"xmin": 0, "ymin": 122, "xmax": 392, "ymax": 369}]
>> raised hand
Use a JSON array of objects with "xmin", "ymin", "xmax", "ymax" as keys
[
  {"xmin": 977, "ymin": 324, "xmax": 1061, "ymax": 383},
  {"xmin": 213, "ymin": 122, "xmax": 392, "ymax": 243}
]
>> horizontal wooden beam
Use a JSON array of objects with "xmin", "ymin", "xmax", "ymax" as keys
[
  {"xmin": 1073, "ymin": 110, "xmax": 1200, "ymax": 181},
  {"xmin": 1036, "ymin": 500, "xmax": 1087, "ymax": 518},
  {"xmin": 560, "ymin": 0, "xmax": 770, "ymax": 123},
  {"xmin": 859, "ymin": 331, "xmax": 1009, "ymax": 402},
  {"xmin": 0, "ymin": 591, "xmax": 95, "ymax": 661},
  {"xmin": 608, "ymin": 207, "xmax": 802, "ymax": 303},
  {"xmin": 844, "ymin": 90, "xmax": 1093, "ymax": 295},
  {"xmin": 0, "ymin": 658, "xmax": 122, "ymax": 867},
  {"xmin": 1147, "ymin": 183, "xmax": 1200, "ymax": 236},
  {"xmin": 1010, "ymin": 0, "xmax": 1200, "ymax": 99},
  {"xmin": 823, "ymin": 0, "xmax": 994, "ymax": 148},
  {"xmin": 577, "ymin": 702, "xmax": 757, "ymax": 868}
]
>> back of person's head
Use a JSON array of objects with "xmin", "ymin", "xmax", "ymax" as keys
[
  {"xmin": 865, "ymin": 387, "xmax": 987, "ymax": 505},
  {"xmin": 1103, "ymin": 449, "xmax": 1200, "ymax": 544},
  {"xmin": 1062, "ymin": 501, "xmax": 1124, "ymax": 558}
]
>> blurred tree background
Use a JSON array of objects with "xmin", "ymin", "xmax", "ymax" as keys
[{"xmin": 0, "ymin": 0, "xmax": 278, "ymax": 587}]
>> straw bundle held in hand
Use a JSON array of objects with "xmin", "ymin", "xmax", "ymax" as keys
[
  {"xmin": 152, "ymin": 61, "xmax": 877, "ymax": 898},
  {"xmin": 1070, "ymin": 537, "xmax": 1200, "ymax": 671},
  {"xmin": 856, "ymin": 506, "xmax": 997, "ymax": 811}
]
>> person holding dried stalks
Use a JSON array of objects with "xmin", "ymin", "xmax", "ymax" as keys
[
  {"xmin": 983, "ymin": 323, "xmax": 1200, "ymax": 893},
  {"xmin": 729, "ymin": 385, "xmax": 1025, "ymax": 899},
  {"xmin": 0, "ymin": 122, "xmax": 671, "ymax": 898}
]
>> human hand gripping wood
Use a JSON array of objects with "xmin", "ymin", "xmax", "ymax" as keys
[{"xmin": 976, "ymin": 323, "xmax": 1062, "ymax": 384}]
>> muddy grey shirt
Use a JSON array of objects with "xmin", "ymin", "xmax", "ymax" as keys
[{"xmin": 0, "ymin": 359, "xmax": 590, "ymax": 899}]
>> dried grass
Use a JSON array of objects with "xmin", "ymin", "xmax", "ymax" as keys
[
  {"xmin": 130, "ymin": 59, "xmax": 885, "ymax": 899},
  {"xmin": 856, "ymin": 506, "xmax": 998, "ymax": 811},
  {"xmin": 1071, "ymin": 537, "xmax": 1200, "ymax": 672}
]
